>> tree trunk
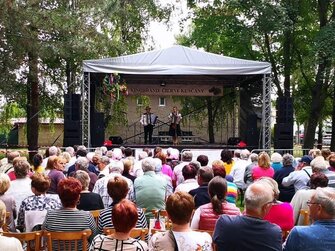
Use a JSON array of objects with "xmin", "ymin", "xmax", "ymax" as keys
[
  {"xmin": 26, "ymin": 50, "xmax": 39, "ymax": 160},
  {"xmin": 331, "ymin": 83, "xmax": 335, "ymax": 151},
  {"xmin": 206, "ymin": 97, "xmax": 215, "ymax": 143}
]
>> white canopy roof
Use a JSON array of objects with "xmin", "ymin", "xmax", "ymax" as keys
[{"xmin": 83, "ymin": 45, "xmax": 271, "ymax": 75}]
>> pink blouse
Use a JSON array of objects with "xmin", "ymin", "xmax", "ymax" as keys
[
  {"xmin": 264, "ymin": 202, "xmax": 294, "ymax": 231},
  {"xmin": 161, "ymin": 164, "xmax": 174, "ymax": 180},
  {"xmin": 252, "ymin": 166, "xmax": 274, "ymax": 181}
]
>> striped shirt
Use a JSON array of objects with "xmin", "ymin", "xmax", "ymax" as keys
[
  {"xmin": 98, "ymin": 206, "xmax": 147, "ymax": 234},
  {"xmin": 89, "ymin": 235, "xmax": 148, "ymax": 251},
  {"xmin": 42, "ymin": 208, "xmax": 98, "ymax": 250}
]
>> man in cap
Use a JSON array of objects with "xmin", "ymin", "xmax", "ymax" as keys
[
  {"xmin": 140, "ymin": 106, "xmax": 157, "ymax": 144},
  {"xmin": 282, "ymin": 155, "xmax": 313, "ymax": 191}
]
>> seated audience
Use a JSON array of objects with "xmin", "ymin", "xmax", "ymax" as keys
[
  {"xmin": 155, "ymin": 151, "xmax": 173, "ymax": 181},
  {"xmin": 31, "ymin": 153, "xmax": 44, "ymax": 173},
  {"xmin": 98, "ymin": 176, "xmax": 147, "ymax": 234},
  {"xmin": 213, "ymin": 181, "xmax": 282, "ymax": 251},
  {"xmin": 96, "ymin": 156, "xmax": 110, "ymax": 179},
  {"xmin": 70, "ymin": 157, "xmax": 98, "ymax": 192},
  {"xmin": 45, "ymin": 156, "xmax": 66, "ymax": 194},
  {"xmin": 90, "ymin": 199, "xmax": 148, "ymax": 251},
  {"xmin": 290, "ymin": 172, "xmax": 328, "ymax": 225},
  {"xmin": 173, "ymin": 151, "xmax": 193, "ymax": 187},
  {"xmin": 0, "ymin": 151, "xmax": 20, "ymax": 174},
  {"xmin": 0, "ymin": 173, "xmax": 16, "ymax": 232},
  {"xmin": 282, "ymin": 155, "xmax": 313, "ymax": 192},
  {"xmin": 174, "ymin": 164, "xmax": 199, "ymax": 193},
  {"xmin": 271, "ymin": 152, "xmax": 283, "ymax": 172},
  {"xmin": 212, "ymin": 163, "xmax": 238, "ymax": 204},
  {"xmin": 75, "ymin": 170, "xmax": 104, "ymax": 211},
  {"xmin": 42, "ymin": 178, "xmax": 97, "ymax": 238},
  {"xmin": 153, "ymin": 158, "xmax": 173, "ymax": 197},
  {"xmin": 0, "ymin": 200, "xmax": 23, "ymax": 250},
  {"xmin": 311, "ymin": 156, "xmax": 335, "ymax": 187},
  {"xmin": 149, "ymin": 192, "xmax": 213, "ymax": 250},
  {"xmin": 122, "ymin": 159, "xmax": 136, "ymax": 183},
  {"xmin": 328, "ymin": 153, "xmax": 335, "ymax": 172},
  {"xmin": 252, "ymin": 152, "xmax": 274, "ymax": 181},
  {"xmin": 230, "ymin": 150, "xmax": 249, "ymax": 190},
  {"xmin": 274, "ymin": 153, "xmax": 295, "ymax": 202},
  {"xmin": 284, "ymin": 187, "xmax": 335, "ymax": 251},
  {"xmin": 17, "ymin": 173, "xmax": 61, "ymax": 231},
  {"xmin": 189, "ymin": 166, "xmax": 214, "ymax": 208},
  {"xmin": 244, "ymin": 153, "xmax": 258, "ymax": 188},
  {"xmin": 191, "ymin": 176, "xmax": 241, "ymax": 230},
  {"xmin": 259, "ymin": 177, "xmax": 294, "ymax": 232},
  {"xmin": 7, "ymin": 158, "xmax": 34, "ymax": 215},
  {"xmin": 220, "ymin": 150, "xmax": 234, "ymax": 175},
  {"xmin": 197, "ymin": 155, "xmax": 209, "ymax": 167},
  {"xmin": 134, "ymin": 157, "xmax": 167, "ymax": 220}
]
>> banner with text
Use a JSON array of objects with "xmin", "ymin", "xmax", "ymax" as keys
[{"xmin": 128, "ymin": 84, "xmax": 223, "ymax": 96}]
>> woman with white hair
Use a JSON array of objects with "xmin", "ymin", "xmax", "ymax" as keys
[
  {"xmin": 274, "ymin": 153, "xmax": 295, "ymax": 202},
  {"xmin": 75, "ymin": 170, "xmax": 104, "ymax": 211},
  {"xmin": 311, "ymin": 156, "xmax": 335, "ymax": 187},
  {"xmin": 0, "ymin": 173, "xmax": 16, "ymax": 232},
  {"xmin": 271, "ymin": 152, "xmax": 283, "ymax": 172}
]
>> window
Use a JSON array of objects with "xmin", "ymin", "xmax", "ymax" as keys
[
  {"xmin": 137, "ymin": 97, "xmax": 143, "ymax": 106},
  {"xmin": 159, "ymin": 97, "xmax": 166, "ymax": 106}
]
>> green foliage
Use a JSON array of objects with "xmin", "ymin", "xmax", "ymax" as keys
[{"xmin": 0, "ymin": 102, "xmax": 26, "ymax": 134}]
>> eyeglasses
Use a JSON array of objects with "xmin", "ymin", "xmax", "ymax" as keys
[
  {"xmin": 263, "ymin": 199, "xmax": 276, "ymax": 207},
  {"xmin": 307, "ymin": 200, "xmax": 319, "ymax": 207}
]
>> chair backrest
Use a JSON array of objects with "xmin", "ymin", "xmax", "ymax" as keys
[
  {"xmin": 103, "ymin": 228, "xmax": 149, "ymax": 241},
  {"xmin": 300, "ymin": 209, "xmax": 310, "ymax": 225},
  {"xmin": 151, "ymin": 209, "xmax": 168, "ymax": 218},
  {"xmin": 25, "ymin": 210, "xmax": 48, "ymax": 232},
  {"xmin": 3, "ymin": 231, "xmax": 42, "ymax": 251},
  {"xmin": 1, "ymin": 211, "xmax": 10, "ymax": 232},
  {"xmin": 43, "ymin": 229, "xmax": 92, "ymax": 251},
  {"xmin": 90, "ymin": 210, "xmax": 101, "ymax": 226}
]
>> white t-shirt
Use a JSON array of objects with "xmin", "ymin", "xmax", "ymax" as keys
[{"xmin": 0, "ymin": 235, "xmax": 23, "ymax": 251}]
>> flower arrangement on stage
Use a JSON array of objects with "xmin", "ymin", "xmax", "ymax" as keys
[{"xmin": 103, "ymin": 73, "xmax": 128, "ymax": 101}]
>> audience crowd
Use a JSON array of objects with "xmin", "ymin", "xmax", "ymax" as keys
[{"xmin": 0, "ymin": 145, "xmax": 335, "ymax": 250}]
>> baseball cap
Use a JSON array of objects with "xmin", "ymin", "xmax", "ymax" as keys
[{"xmin": 299, "ymin": 155, "xmax": 313, "ymax": 164}]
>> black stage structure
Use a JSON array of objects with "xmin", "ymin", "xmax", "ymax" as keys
[{"xmin": 77, "ymin": 45, "xmax": 272, "ymax": 149}]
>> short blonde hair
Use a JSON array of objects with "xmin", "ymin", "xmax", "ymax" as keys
[{"xmin": 0, "ymin": 173, "xmax": 10, "ymax": 194}]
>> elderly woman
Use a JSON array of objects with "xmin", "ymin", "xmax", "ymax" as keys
[
  {"xmin": 6, "ymin": 158, "xmax": 34, "ymax": 215},
  {"xmin": 252, "ymin": 152, "xmax": 274, "ymax": 181},
  {"xmin": 191, "ymin": 176, "xmax": 241, "ymax": 230},
  {"xmin": 0, "ymin": 200, "xmax": 23, "ymax": 250},
  {"xmin": 259, "ymin": 177, "xmax": 294, "ymax": 233},
  {"xmin": 17, "ymin": 173, "xmax": 61, "ymax": 231},
  {"xmin": 45, "ymin": 156, "xmax": 66, "ymax": 194},
  {"xmin": 89, "ymin": 199, "xmax": 148, "ymax": 251},
  {"xmin": 273, "ymin": 153, "xmax": 295, "ymax": 202},
  {"xmin": 32, "ymin": 153, "xmax": 44, "ymax": 173},
  {"xmin": 97, "ymin": 176, "xmax": 147, "ymax": 234},
  {"xmin": 75, "ymin": 170, "xmax": 104, "ymax": 211},
  {"xmin": 42, "ymin": 177, "xmax": 97, "ymax": 237},
  {"xmin": 149, "ymin": 192, "xmax": 213, "ymax": 250},
  {"xmin": 0, "ymin": 173, "xmax": 16, "ymax": 232},
  {"xmin": 271, "ymin": 152, "xmax": 283, "ymax": 172}
]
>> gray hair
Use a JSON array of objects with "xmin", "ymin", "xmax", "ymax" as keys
[
  {"xmin": 77, "ymin": 145, "xmax": 87, "ymax": 151},
  {"xmin": 65, "ymin": 146, "xmax": 75, "ymax": 156},
  {"xmin": 142, "ymin": 157, "xmax": 156, "ymax": 172},
  {"xmin": 181, "ymin": 151, "xmax": 193, "ymax": 161},
  {"xmin": 234, "ymin": 149, "xmax": 241, "ymax": 158},
  {"xmin": 153, "ymin": 158, "xmax": 162, "ymax": 173},
  {"xmin": 311, "ymin": 156, "xmax": 327, "ymax": 171},
  {"xmin": 74, "ymin": 170, "xmax": 90, "ymax": 190},
  {"xmin": 240, "ymin": 149, "xmax": 250, "ymax": 160},
  {"xmin": 271, "ymin": 152, "xmax": 282, "ymax": 163},
  {"xmin": 75, "ymin": 157, "xmax": 89, "ymax": 171},
  {"xmin": 244, "ymin": 181, "xmax": 273, "ymax": 212},
  {"xmin": 313, "ymin": 187, "xmax": 335, "ymax": 217},
  {"xmin": 249, "ymin": 153, "xmax": 258, "ymax": 163},
  {"xmin": 100, "ymin": 156, "xmax": 110, "ymax": 165},
  {"xmin": 138, "ymin": 151, "xmax": 148, "ymax": 160},
  {"xmin": 49, "ymin": 146, "xmax": 58, "ymax": 156},
  {"xmin": 108, "ymin": 160, "xmax": 124, "ymax": 173},
  {"xmin": 257, "ymin": 177, "xmax": 280, "ymax": 198},
  {"xmin": 100, "ymin": 146, "xmax": 108, "ymax": 155},
  {"xmin": 282, "ymin": 153, "xmax": 294, "ymax": 166}
]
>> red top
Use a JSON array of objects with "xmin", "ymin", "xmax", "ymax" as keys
[{"xmin": 264, "ymin": 202, "xmax": 294, "ymax": 231}]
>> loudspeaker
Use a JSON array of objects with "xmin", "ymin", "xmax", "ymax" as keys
[
  {"xmin": 63, "ymin": 120, "xmax": 81, "ymax": 147},
  {"xmin": 109, "ymin": 136, "xmax": 123, "ymax": 144},
  {"xmin": 276, "ymin": 97, "xmax": 293, "ymax": 123},
  {"xmin": 274, "ymin": 122, "xmax": 293, "ymax": 149},
  {"xmin": 246, "ymin": 114, "xmax": 259, "ymax": 147},
  {"xmin": 91, "ymin": 112, "xmax": 105, "ymax": 147},
  {"xmin": 64, "ymin": 94, "xmax": 81, "ymax": 121}
]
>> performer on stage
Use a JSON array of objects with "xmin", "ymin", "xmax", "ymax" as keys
[
  {"xmin": 140, "ymin": 106, "xmax": 157, "ymax": 144},
  {"xmin": 168, "ymin": 106, "xmax": 182, "ymax": 145}
]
